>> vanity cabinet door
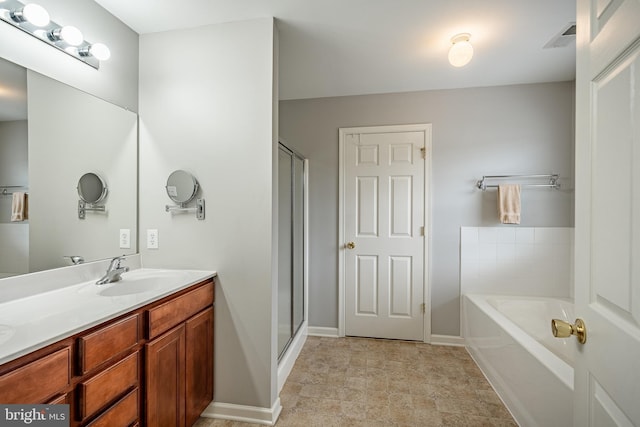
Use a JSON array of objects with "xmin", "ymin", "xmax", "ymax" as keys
[
  {"xmin": 145, "ymin": 324, "xmax": 186, "ymax": 427},
  {"xmin": 185, "ymin": 308, "xmax": 214, "ymax": 426}
]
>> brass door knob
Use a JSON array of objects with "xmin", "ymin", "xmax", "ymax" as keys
[
  {"xmin": 551, "ymin": 318, "xmax": 587, "ymax": 344},
  {"xmin": 346, "ymin": 242, "xmax": 356, "ymax": 249}
]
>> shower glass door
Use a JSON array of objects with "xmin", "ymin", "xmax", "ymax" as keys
[{"xmin": 278, "ymin": 143, "xmax": 305, "ymax": 358}]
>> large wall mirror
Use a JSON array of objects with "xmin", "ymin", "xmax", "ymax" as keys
[{"xmin": 0, "ymin": 56, "xmax": 138, "ymax": 277}]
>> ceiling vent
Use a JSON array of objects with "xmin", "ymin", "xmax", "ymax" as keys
[{"xmin": 544, "ymin": 22, "xmax": 576, "ymax": 49}]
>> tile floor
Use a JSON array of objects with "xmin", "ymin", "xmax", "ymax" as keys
[{"xmin": 195, "ymin": 336, "xmax": 517, "ymax": 427}]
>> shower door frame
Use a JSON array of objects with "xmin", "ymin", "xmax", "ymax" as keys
[{"xmin": 277, "ymin": 141, "xmax": 308, "ymax": 361}]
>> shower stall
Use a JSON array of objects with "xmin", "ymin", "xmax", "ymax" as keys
[{"xmin": 277, "ymin": 142, "xmax": 306, "ymax": 359}]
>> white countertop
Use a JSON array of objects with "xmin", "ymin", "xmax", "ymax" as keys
[{"xmin": 0, "ymin": 263, "xmax": 216, "ymax": 365}]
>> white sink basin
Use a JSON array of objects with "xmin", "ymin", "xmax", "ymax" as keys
[
  {"xmin": 78, "ymin": 268, "xmax": 210, "ymax": 297},
  {"xmin": 98, "ymin": 278, "xmax": 159, "ymax": 296}
]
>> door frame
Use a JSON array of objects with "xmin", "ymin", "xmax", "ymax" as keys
[{"xmin": 338, "ymin": 123, "xmax": 432, "ymax": 342}]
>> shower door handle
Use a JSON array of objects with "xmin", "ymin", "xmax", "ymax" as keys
[{"xmin": 551, "ymin": 318, "xmax": 587, "ymax": 344}]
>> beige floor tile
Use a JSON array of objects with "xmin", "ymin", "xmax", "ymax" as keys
[{"xmin": 199, "ymin": 337, "xmax": 516, "ymax": 427}]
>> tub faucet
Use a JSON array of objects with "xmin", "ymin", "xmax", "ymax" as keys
[{"xmin": 96, "ymin": 256, "xmax": 130, "ymax": 285}]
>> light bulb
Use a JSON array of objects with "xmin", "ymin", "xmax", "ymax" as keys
[
  {"xmin": 59, "ymin": 25, "xmax": 83, "ymax": 46},
  {"xmin": 90, "ymin": 43, "xmax": 110, "ymax": 61},
  {"xmin": 448, "ymin": 33, "xmax": 474, "ymax": 67},
  {"xmin": 11, "ymin": 3, "xmax": 50, "ymax": 27}
]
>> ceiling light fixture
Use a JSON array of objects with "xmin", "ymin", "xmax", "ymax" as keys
[
  {"xmin": 448, "ymin": 33, "xmax": 474, "ymax": 67},
  {"xmin": 0, "ymin": 0, "xmax": 110, "ymax": 69}
]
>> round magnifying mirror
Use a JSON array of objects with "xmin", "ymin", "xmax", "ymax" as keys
[
  {"xmin": 77, "ymin": 172, "xmax": 108, "ymax": 204},
  {"xmin": 166, "ymin": 170, "xmax": 198, "ymax": 205}
]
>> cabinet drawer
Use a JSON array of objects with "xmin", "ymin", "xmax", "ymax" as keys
[
  {"xmin": 86, "ymin": 388, "xmax": 138, "ymax": 427},
  {"xmin": 78, "ymin": 314, "xmax": 139, "ymax": 374},
  {"xmin": 147, "ymin": 281, "xmax": 214, "ymax": 339},
  {"xmin": 47, "ymin": 393, "xmax": 69, "ymax": 405},
  {"xmin": 79, "ymin": 351, "xmax": 139, "ymax": 419},
  {"xmin": 0, "ymin": 347, "xmax": 70, "ymax": 403}
]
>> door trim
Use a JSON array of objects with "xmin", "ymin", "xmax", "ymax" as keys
[{"xmin": 338, "ymin": 123, "xmax": 432, "ymax": 342}]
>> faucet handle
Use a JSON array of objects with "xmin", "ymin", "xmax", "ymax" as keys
[{"xmin": 109, "ymin": 255, "xmax": 126, "ymax": 269}]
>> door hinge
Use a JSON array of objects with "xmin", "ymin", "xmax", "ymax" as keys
[
  {"xmin": 420, "ymin": 226, "xmax": 425, "ymax": 236},
  {"xmin": 420, "ymin": 303, "xmax": 426, "ymax": 314},
  {"xmin": 420, "ymin": 147, "xmax": 426, "ymax": 159}
]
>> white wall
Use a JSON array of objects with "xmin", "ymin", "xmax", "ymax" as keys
[
  {"xmin": 0, "ymin": 0, "xmax": 138, "ymax": 111},
  {"xmin": 279, "ymin": 81, "xmax": 575, "ymax": 337},
  {"xmin": 139, "ymin": 18, "xmax": 278, "ymax": 411}
]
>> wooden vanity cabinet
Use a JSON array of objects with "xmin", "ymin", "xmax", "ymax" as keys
[
  {"xmin": 0, "ymin": 278, "xmax": 214, "ymax": 427},
  {"xmin": 145, "ymin": 281, "xmax": 214, "ymax": 427},
  {"xmin": 185, "ymin": 308, "xmax": 214, "ymax": 427}
]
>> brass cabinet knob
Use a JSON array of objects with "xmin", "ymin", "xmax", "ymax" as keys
[
  {"xmin": 346, "ymin": 242, "xmax": 356, "ymax": 249},
  {"xmin": 551, "ymin": 318, "xmax": 587, "ymax": 344}
]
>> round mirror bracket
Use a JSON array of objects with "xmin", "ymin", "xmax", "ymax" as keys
[
  {"xmin": 77, "ymin": 172, "xmax": 108, "ymax": 220},
  {"xmin": 165, "ymin": 170, "xmax": 205, "ymax": 220}
]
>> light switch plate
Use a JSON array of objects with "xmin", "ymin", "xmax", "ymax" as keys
[
  {"xmin": 119, "ymin": 229, "xmax": 131, "ymax": 249},
  {"xmin": 147, "ymin": 229, "xmax": 159, "ymax": 249}
]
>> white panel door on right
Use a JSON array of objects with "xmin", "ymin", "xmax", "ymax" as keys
[
  {"xmin": 343, "ymin": 126, "xmax": 426, "ymax": 341},
  {"xmin": 574, "ymin": 0, "xmax": 640, "ymax": 425}
]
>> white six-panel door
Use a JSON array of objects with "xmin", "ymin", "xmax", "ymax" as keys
[
  {"xmin": 574, "ymin": 0, "xmax": 640, "ymax": 425},
  {"xmin": 339, "ymin": 124, "xmax": 430, "ymax": 341}
]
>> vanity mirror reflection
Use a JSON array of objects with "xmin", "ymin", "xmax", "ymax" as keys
[
  {"xmin": 77, "ymin": 172, "xmax": 108, "ymax": 219},
  {"xmin": 0, "ymin": 55, "xmax": 138, "ymax": 277}
]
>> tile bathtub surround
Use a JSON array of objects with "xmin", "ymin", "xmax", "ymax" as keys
[
  {"xmin": 198, "ymin": 336, "xmax": 516, "ymax": 426},
  {"xmin": 460, "ymin": 226, "xmax": 574, "ymax": 297}
]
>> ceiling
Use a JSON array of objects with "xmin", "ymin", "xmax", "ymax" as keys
[
  {"xmin": 0, "ymin": 0, "xmax": 577, "ymax": 121},
  {"xmin": 95, "ymin": 0, "xmax": 577, "ymax": 100}
]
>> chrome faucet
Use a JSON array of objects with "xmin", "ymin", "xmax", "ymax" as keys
[
  {"xmin": 96, "ymin": 256, "xmax": 130, "ymax": 285},
  {"xmin": 64, "ymin": 255, "xmax": 85, "ymax": 265}
]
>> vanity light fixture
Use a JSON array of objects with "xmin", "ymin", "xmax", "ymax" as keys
[
  {"xmin": 0, "ymin": 0, "xmax": 110, "ymax": 69},
  {"xmin": 448, "ymin": 33, "xmax": 474, "ymax": 67},
  {"xmin": 79, "ymin": 43, "xmax": 111, "ymax": 61},
  {"xmin": 48, "ymin": 25, "xmax": 83, "ymax": 46},
  {"xmin": 9, "ymin": 3, "xmax": 49, "ymax": 26}
]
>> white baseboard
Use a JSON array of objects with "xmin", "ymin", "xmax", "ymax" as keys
[
  {"xmin": 307, "ymin": 326, "xmax": 339, "ymax": 337},
  {"xmin": 278, "ymin": 323, "xmax": 307, "ymax": 392},
  {"xmin": 430, "ymin": 334, "xmax": 465, "ymax": 346},
  {"xmin": 201, "ymin": 398, "xmax": 282, "ymax": 426}
]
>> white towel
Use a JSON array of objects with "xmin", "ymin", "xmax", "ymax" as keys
[
  {"xmin": 11, "ymin": 192, "xmax": 28, "ymax": 222},
  {"xmin": 498, "ymin": 184, "xmax": 520, "ymax": 224}
]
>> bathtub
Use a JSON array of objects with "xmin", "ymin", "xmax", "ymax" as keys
[{"xmin": 463, "ymin": 294, "xmax": 574, "ymax": 427}]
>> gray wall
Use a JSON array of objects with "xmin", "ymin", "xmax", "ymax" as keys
[
  {"xmin": 139, "ymin": 18, "xmax": 279, "ymax": 410},
  {"xmin": 0, "ymin": 0, "xmax": 138, "ymax": 111},
  {"xmin": 279, "ymin": 81, "xmax": 575, "ymax": 337}
]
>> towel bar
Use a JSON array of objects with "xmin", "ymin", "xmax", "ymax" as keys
[
  {"xmin": 1, "ymin": 186, "xmax": 28, "ymax": 196},
  {"xmin": 476, "ymin": 174, "xmax": 559, "ymax": 191}
]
